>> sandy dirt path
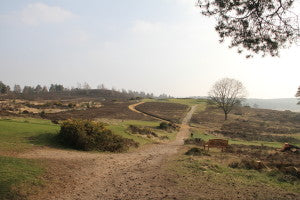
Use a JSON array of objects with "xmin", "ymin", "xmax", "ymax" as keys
[{"xmin": 21, "ymin": 105, "xmax": 198, "ymax": 200}]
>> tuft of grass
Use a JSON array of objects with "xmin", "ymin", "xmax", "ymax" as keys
[{"xmin": 0, "ymin": 156, "xmax": 43, "ymax": 199}]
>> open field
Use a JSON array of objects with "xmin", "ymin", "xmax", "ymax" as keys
[
  {"xmin": 166, "ymin": 147, "xmax": 300, "ymax": 200},
  {"xmin": 0, "ymin": 97, "xmax": 299, "ymax": 199},
  {"xmin": 191, "ymin": 104, "xmax": 300, "ymax": 146},
  {"xmin": 45, "ymin": 101, "xmax": 154, "ymax": 121},
  {"xmin": 135, "ymin": 101, "xmax": 190, "ymax": 123},
  {"xmin": 0, "ymin": 102, "xmax": 180, "ymax": 199},
  {"xmin": 0, "ymin": 118, "xmax": 60, "ymax": 154}
]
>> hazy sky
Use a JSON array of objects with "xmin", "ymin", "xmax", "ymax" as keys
[{"xmin": 0, "ymin": 0, "xmax": 299, "ymax": 98}]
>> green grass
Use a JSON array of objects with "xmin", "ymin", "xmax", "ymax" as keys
[
  {"xmin": 191, "ymin": 129, "xmax": 283, "ymax": 148},
  {"xmin": 0, "ymin": 156, "xmax": 43, "ymax": 199},
  {"xmin": 108, "ymin": 120, "xmax": 177, "ymax": 145},
  {"xmin": 0, "ymin": 118, "xmax": 60, "ymax": 153}
]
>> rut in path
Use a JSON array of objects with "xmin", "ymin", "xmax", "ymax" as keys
[{"xmin": 22, "ymin": 105, "xmax": 198, "ymax": 200}]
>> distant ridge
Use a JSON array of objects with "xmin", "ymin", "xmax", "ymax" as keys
[
  {"xmin": 245, "ymin": 98, "xmax": 299, "ymax": 112},
  {"xmin": 186, "ymin": 97, "xmax": 300, "ymax": 112}
]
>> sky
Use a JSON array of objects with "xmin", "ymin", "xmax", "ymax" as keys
[{"xmin": 0, "ymin": 0, "xmax": 299, "ymax": 99}]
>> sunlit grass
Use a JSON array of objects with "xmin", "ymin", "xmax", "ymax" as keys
[
  {"xmin": 108, "ymin": 120, "xmax": 177, "ymax": 145},
  {"xmin": 0, "ymin": 118, "xmax": 60, "ymax": 153}
]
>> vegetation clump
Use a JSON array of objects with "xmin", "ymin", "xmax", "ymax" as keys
[
  {"xmin": 158, "ymin": 122, "xmax": 179, "ymax": 132},
  {"xmin": 184, "ymin": 138, "xmax": 204, "ymax": 146},
  {"xmin": 229, "ymin": 159, "xmax": 266, "ymax": 171},
  {"xmin": 185, "ymin": 147, "xmax": 210, "ymax": 156},
  {"xmin": 128, "ymin": 125, "xmax": 158, "ymax": 137},
  {"xmin": 58, "ymin": 119, "xmax": 138, "ymax": 152}
]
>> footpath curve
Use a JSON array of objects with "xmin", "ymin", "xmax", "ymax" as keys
[{"xmin": 128, "ymin": 102, "xmax": 170, "ymax": 122}]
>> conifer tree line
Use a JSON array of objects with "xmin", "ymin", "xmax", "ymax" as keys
[{"xmin": 0, "ymin": 81, "xmax": 172, "ymax": 99}]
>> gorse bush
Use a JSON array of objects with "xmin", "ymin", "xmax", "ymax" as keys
[{"xmin": 58, "ymin": 119, "xmax": 138, "ymax": 152}]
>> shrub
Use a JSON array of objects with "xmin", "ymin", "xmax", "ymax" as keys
[
  {"xmin": 58, "ymin": 119, "xmax": 138, "ymax": 152},
  {"xmin": 158, "ymin": 122, "xmax": 179, "ymax": 132},
  {"xmin": 68, "ymin": 103, "xmax": 76, "ymax": 108},
  {"xmin": 22, "ymin": 110, "xmax": 29, "ymax": 114},
  {"xmin": 185, "ymin": 147, "xmax": 210, "ymax": 156},
  {"xmin": 228, "ymin": 159, "xmax": 266, "ymax": 171},
  {"xmin": 40, "ymin": 111, "xmax": 46, "ymax": 118},
  {"xmin": 184, "ymin": 138, "xmax": 204, "ymax": 146},
  {"xmin": 128, "ymin": 125, "xmax": 158, "ymax": 137}
]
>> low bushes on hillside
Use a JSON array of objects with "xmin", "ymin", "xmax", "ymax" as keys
[
  {"xmin": 158, "ymin": 122, "xmax": 179, "ymax": 132},
  {"xmin": 58, "ymin": 119, "xmax": 138, "ymax": 152},
  {"xmin": 185, "ymin": 147, "xmax": 210, "ymax": 156},
  {"xmin": 128, "ymin": 125, "xmax": 158, "ymax": 137},
  {"xmin": 184, "ymin": 138, "xmax": 205, "ymax": 146},
  {"xmin": 216, "ymin": 128, "xmax": 300, "ymax": 143}
]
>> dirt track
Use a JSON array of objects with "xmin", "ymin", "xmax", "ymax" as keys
[{"xmin": 20, "ymin": 105, "xmax": 198, "ymax": 200}]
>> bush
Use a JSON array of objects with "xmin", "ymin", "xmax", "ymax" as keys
[
  {"xmin": 68, "ymin": 103, "xmax": 76, "ymax": 108},
  {"xmin": 184, "ymin": 138, "xmax": 204, "ymax": 146},
  {"xmin": 22, "ymin": 110, "xmax": 29, "ymax": 114},
  {"xmin": 228, "ymin": 159, "xmax": 266, "ymax": 171},
  {"xmin": 40, "ymin": 111, "xmax": 46, "ymax": 118},
  {"xmin": 128, "ymin": 125, "xmax": 158, "ymax": 137},
  {"xmin": 58, "ymin": 119, "xmax": 138, "ymax": 152},
  {"xmin": 185, "ymin": 147, "xmax": 210, "ymax": 156},
  {"xmin": 158, "ymin": 122, "xmax": 179, "ymax": 132}
]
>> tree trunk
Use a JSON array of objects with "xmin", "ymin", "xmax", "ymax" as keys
[{"xmin": 224, "ymin": 112, "xmax": 228, "ymax": 120}]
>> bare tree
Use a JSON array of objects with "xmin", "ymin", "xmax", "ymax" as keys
[
  {"xmin": 208, "ymin": 78, "xmax": 247, "ymax": 120},
  {"xmin": 197, "ymin": 0, "xmax": 300, "ymax": 57}
]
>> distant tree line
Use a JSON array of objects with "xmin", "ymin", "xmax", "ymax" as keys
[{"xmin": 0, "ymin": 81, "xmax": 172, "ymax": 99}]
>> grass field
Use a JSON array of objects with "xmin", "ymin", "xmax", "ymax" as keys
[
  {"xmin": 0, "ymin": 118, "xmax": 59, "ymax": 199},
  {"xmin": 108, "ymin": 120, "xmax": 178, "ymax": 145},
  {"xmin": 0, "ymin": 118, "xmax": 60, "ymax": 154}
]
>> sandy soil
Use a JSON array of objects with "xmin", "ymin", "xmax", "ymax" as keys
[{"xmin": 20, "ymin": 105, "xmax": 197, "ymax": 200}]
